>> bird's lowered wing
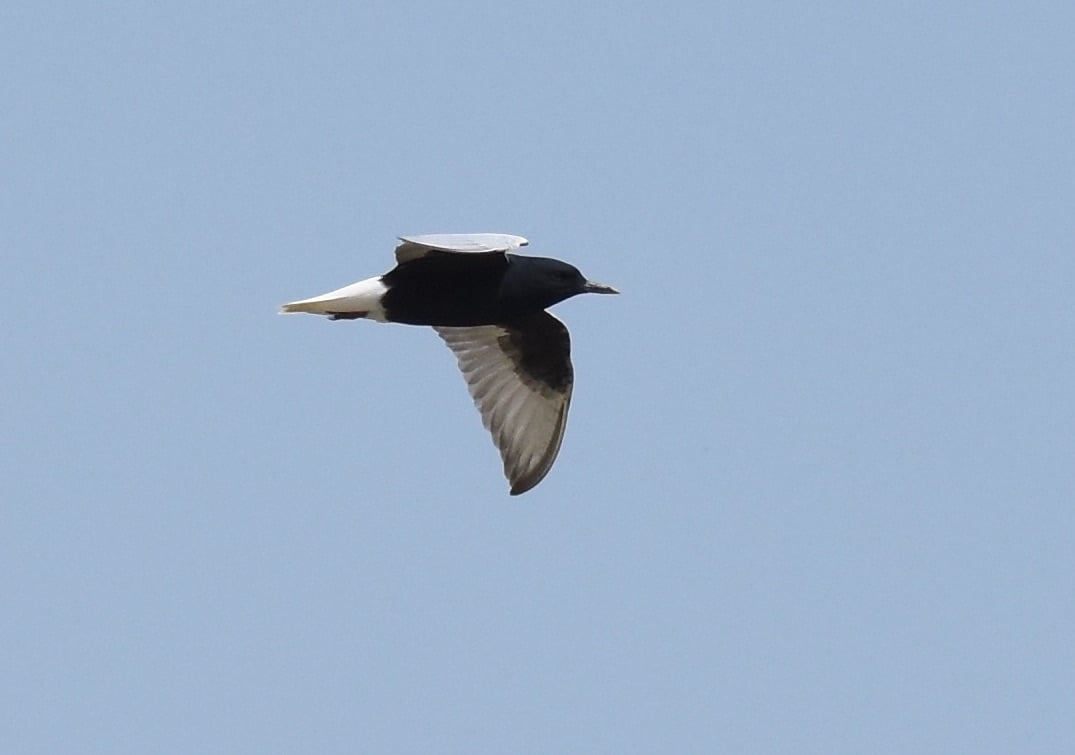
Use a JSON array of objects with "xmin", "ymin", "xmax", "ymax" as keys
[
  {"xmin": 435, "ymin": 312, "xmax": 573, "ymax": 495},
  {"xmin": 395, "ymin": 233, "xmax": 529, "ymax": 264}
]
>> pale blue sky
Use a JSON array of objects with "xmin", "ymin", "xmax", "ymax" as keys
[{"xmin": 4, "ymin": 1, "xmax": 1074, "ymax": 753}]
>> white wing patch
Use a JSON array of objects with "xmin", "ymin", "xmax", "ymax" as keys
[
  {"xmin": 435, "ymin": 320, "xmax": 572, "ymax": 495},
  {"xmin": 396, "ymin": 233, "xmax": 529, "ymax": 263}
]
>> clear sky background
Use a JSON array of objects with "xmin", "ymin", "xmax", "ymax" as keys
[{"xmin": 4, "ymin": 1, "xmax": 1074, "ymax": 753}]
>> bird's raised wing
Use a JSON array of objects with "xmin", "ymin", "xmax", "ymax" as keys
[
  {"xmin": 435, "ymin": 311, "xmax": 573, "ymax": 495},
  {"xmin": 395, "ymin": 233, "xmax": 529, "ymax": 264}
]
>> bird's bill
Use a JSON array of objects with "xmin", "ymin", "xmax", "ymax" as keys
[{"xmin": 583, "ymin": 280, "xmax": 620, "ymax": 295}]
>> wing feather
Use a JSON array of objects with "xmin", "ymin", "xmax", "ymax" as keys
[
  {"xmin": 395, "ymin": 233, "xmax": 529, "ymax": 264},
  {"xmin": 435, "ymin": 313, "xmax": 573, "ymax": 495}
]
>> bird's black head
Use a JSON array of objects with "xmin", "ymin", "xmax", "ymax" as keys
[{"xmin": 499, "ymin": 255, "xmax": 619, "ymax": 314}]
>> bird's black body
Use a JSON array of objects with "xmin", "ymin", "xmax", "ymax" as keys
[
  {"xmin": 282, "ymin": 233, "xmax": 616, "ymax": 495},
  {"xmin": 381, "ymin": 252, "xmax": 593, "ymax": 327}
]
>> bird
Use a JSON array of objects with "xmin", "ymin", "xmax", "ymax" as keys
[{"xmin": 280, "ymin": 233, "xmax": 619, "ymax": 495}]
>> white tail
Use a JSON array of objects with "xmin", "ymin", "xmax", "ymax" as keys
[{"xmin": 280, "ymin": 276, "xmax": 389, "ymax": 321}]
